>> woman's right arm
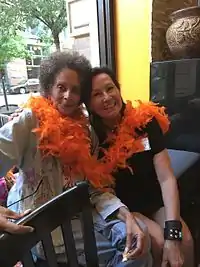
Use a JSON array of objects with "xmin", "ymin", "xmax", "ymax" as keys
[
  {"xmin": 89, "ymin": 126, "xmax": 129, "ymax": 220},
  {"xmin": 0, "ymin": 109, "xmax": 35, "ymax": 177},
  {"xmin": 89, "ymin": 127, "xmax": 146, "ymax": 260}
]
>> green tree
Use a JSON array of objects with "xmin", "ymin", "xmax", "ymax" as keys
[
  {"xmin": 0, "ymin": 35, "xmax": 28, "ymax": 71},
  {"xmin": 0, "ymin": 1, "xmax": 28, "ymax": 70},
  {"xmin": 1, "ymin": 0, "xmax": 68, "ymax": 51}
]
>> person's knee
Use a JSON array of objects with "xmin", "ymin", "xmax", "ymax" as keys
[
  {"xmin": 134, "ymin": 212, "xmax": 165, "ymax": 254},
  {"xmin": 183, "ymin": 227, "xmax": 194, "ymax": 248},
  {"xmin": 151, "ymin": 225, "xmax": 164, "ymax": 253},
  {"xmin": 135, "ymin": 217, "xmax": 152, "ymax": 254},
  {"xmin": 180, "ymin": 222, "xmax": 194, "ymax": 267}
]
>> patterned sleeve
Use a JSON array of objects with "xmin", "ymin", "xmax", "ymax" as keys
[
  {"xmin": 0, "ymin": 109, "xmax": 35, "ymax": 176},
  {"xmin": 89, "ymin": 126, "xmax": 128, "ymax": 220}
]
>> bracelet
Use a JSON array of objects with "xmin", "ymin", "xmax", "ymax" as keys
[
  {"xmin": 165, "ymin": 220, "xmax": 182, "ymax": 230},
  {"xmin": 164, "ymin": 220, "xmax": 182, "ymax": 241}
]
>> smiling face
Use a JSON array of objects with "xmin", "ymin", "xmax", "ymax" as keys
[
  {"xmin": 50, "ymin": 68, "xmax": 81, "ymax": 117},
  {"xmin": 90, "ymin": 73, "xmax": 123, "ymax": 120}
]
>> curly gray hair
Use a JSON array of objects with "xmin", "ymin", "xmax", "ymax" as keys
[{"xmin": 39, "ymin": 51, "xmax": 91, "ymax": 97}]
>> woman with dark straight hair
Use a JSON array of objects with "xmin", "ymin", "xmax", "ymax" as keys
[{"xmin": 81, "ymin": 66, "xmax": 194, "ymax": 267}]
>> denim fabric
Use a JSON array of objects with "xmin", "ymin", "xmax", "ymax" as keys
[
  {"xmin": 32, "ymin": 216, "xmax": 152, "ymax": 267},
  {"xmin": 94, "ymin": 216, "xmax": 152, "ymax": 267},
  {"xmin": 94, "ymin": 224, "xmax": 152, "ymax": 267}
]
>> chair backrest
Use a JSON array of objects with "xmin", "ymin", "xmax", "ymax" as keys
[{"xmin": 0, "ymin": 181, "xmax": 99, "ymax": 267}]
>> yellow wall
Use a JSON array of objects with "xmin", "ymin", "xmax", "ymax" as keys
[{"xmin": 115, "ymin": 0, "xmax": 151, "ymax": 101}]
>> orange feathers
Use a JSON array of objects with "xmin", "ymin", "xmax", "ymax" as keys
[{"xmin": 25, "ymin": 97, "xmax": 169, "ymax": 188}]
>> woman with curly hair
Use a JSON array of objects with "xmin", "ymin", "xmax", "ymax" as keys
[{"xmin": 0, "ymin": 52, "xmax": 152, "ymax": 267}]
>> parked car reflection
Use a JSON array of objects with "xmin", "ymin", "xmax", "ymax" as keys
[{"xmin": 7, "ymin": 79, "xmax": 40, "ymax": 94}]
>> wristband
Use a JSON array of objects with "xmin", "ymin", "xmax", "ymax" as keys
[{"xmin": 164, "ymin": 220, "xmax": 182, "ymax": 241}]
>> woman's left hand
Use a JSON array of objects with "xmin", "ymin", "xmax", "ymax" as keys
[
  {"xmin": 116, "ymin": 207, "xmax": 146, "ymax": 260},
  {"xmin": 161, "ymin": 240, "xmax": 184, "ymax": 267},
  {"xmin": 124, "ymin": 213, "xmax": 146, "ymax": 260}
]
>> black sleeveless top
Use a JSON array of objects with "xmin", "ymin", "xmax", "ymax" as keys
[{"xmin": 98, "ymin": 117, "xmax": 165, "ymax": 217}]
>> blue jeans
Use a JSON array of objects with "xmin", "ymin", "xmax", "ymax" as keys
[
  {"xmin": 36, "ymin": 226, "xmax": 152, "ymax": 267},
  {"xmin": 93, "ymin": 212, "xmax": 152, "ymax": 267},
  {"xmin": 35, "ymin": 218, "xmax": 152, "ymax": 267}
]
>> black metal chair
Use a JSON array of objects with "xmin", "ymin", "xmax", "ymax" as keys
[{"xmin": 0, "ymin": 181, "xmax": 99, "ymax": 267}]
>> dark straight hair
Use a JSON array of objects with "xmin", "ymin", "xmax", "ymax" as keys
[
  {"xmin": 81, "ymin": 66, "xmax": 124, "ymax": 143},
  {"xmin": 81, "ymin": 66, "xmax": 121, "ymax": 109}
]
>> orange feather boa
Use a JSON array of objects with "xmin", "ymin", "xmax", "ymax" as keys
[
  {"xmin": 24, "ymin": 96, "xmax": 169, "ymax": 188},
  {"xmin": 101, "ymin": 100, "xmax": 170, "ymax": 173}
]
